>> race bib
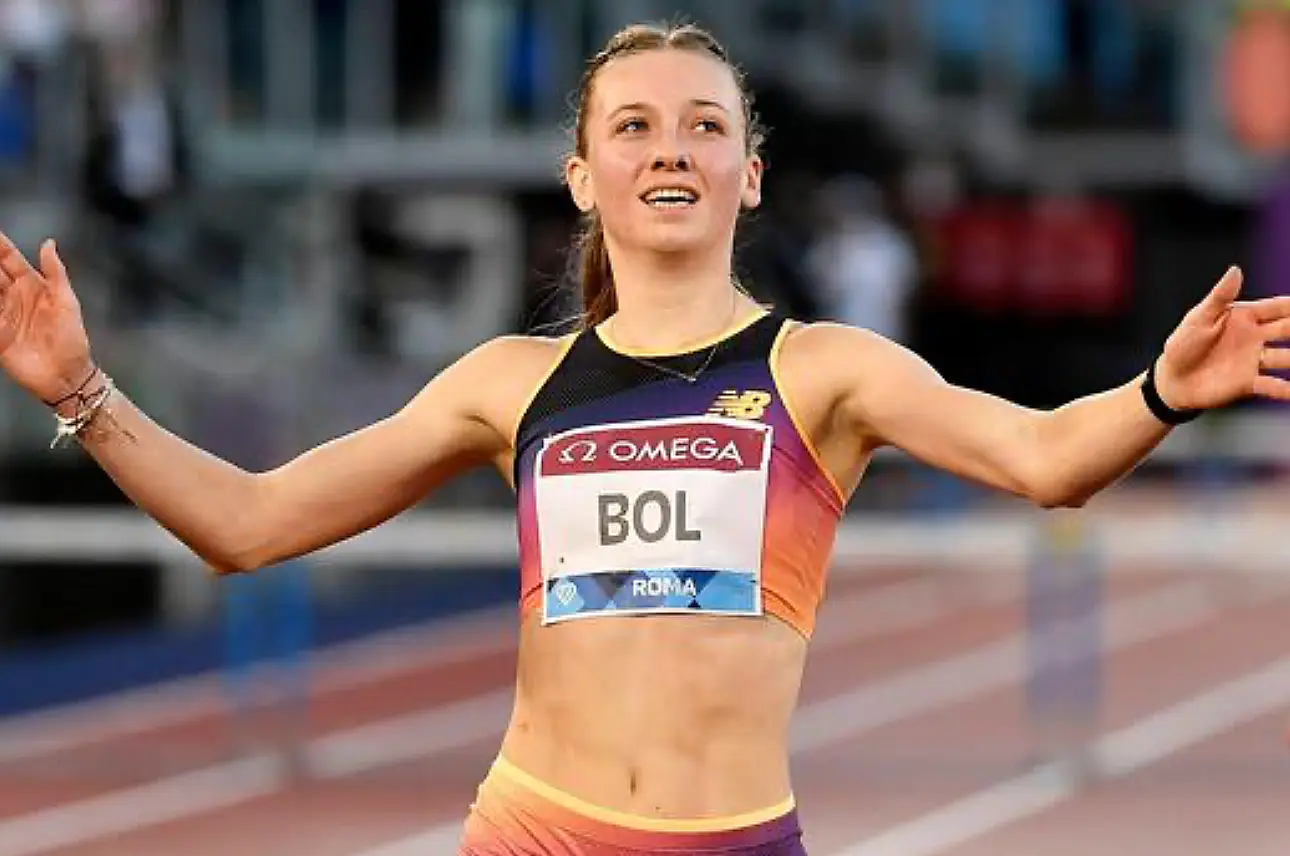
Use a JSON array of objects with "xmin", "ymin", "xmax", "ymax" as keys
[{"xmin": 534, "ymin": 416, "xmax": 772, "ymax": 624}]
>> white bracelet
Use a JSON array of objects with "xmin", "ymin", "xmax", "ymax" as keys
[{"xmin": 50, "ymin": 376, "xmax": 116, "ymax": 449}]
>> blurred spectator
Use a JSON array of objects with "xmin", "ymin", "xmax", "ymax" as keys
[
  {"xmin": 807, "ymin": 173, "xmax": 917, "ymax": 344},
  {"xmin": 79, "ymin": 0, "xmax": 190, "ymax": 321},
  {"xmin": 738, "ymin": 169, "xmax": 826, "ymax": 321},
  {"xmin": 898, "ymin": 152, "xmax": 964, "ymax": 298},
  {"xmin": 80, "ymin": 0, "xmax": 179, "ymax": 223},
  {"xmin": 83, "ymin": 54, "xmax": 186, "ymax": 228},
  {"xmin": 0, "ymin": 0, "xmax": 72, "ymax": 176},
  {"xmin": 75, "ymin": 0, "xmax": 156, "ymax": 46}
]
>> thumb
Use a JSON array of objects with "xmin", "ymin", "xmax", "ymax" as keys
[
  {"xmin": 39, "ymin": 239, "xmax": 67, "ymax": 286},
  {"xmin": 1201, "ymin": 265, "xmax": 1243, "ymax": 319}
]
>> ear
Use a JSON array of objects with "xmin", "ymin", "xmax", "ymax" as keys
[
  {"xmin": 565, "ymin": 155, "xmax": 596, "ymax": 213},
  {"xmin": 741, "ymin": 154, "xmax": 764, "ymax": 210}
]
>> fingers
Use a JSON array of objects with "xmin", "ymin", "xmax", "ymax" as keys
[
  {"xmin": 1199, "ymin": 266, "xmax": 1243, "ymax": 320},
  {"xmin": 1262, "ymin": 315, "xmax": 1290, "ymax": 342},
  {"xmin": 1260, "ymin": 346, "xmax": 1290, "ymax": 371},
  {"xmin": 0, "ymin": 231, "xmax": 39, "ymax": 285},
  {"xmin": 1244, "ymin": 294, "xmax": 1290, "ymax": 325},
  {"xmin": 1252, "ymin": 373, "xmax": 1290, "ymax": 401}
]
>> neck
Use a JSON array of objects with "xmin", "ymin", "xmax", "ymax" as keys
[{"xmin": 601, "ymin": 242, "xmax": 753, "ymax": 354}]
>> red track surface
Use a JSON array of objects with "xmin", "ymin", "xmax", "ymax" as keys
[{"xmin": 0, "ymin": 563, "xmax": 1286, "ymax": 855}]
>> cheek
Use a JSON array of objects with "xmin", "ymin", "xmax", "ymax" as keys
[
  {"xmin": 589, "ymin": 151, "xmax": 642, "ymax": 217},
  {"xmin": 707, "ymin": 158, "xmax": 751, "ymax": 213}
]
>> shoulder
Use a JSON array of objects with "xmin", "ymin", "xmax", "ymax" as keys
[
  {"xmin": 464, "ymin": 332, "xmax": 578, "ymax": 371},
  {"xmin": 773, "ymin": 320, "xmax": 940, "ymax": 425},
  {"xmin": 775, "ymin": 320, "xmax": 903, "ymax": 373},
  {"xmin": 403, "ymin": 332, "xmax": 577, "ymax": 413},
  {"xmin": 432, "ymin": 332, "xmax": 579, "ymax": 445}
]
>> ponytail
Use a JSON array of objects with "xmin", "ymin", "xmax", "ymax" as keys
[{"xmin": 578, "ymin": 213, "xmax": 616, "ymax": 328}]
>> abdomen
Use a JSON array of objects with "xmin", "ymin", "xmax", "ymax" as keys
[{"xmin": 499, "ymin": 613, "xmax": 807, "ymax": 819}]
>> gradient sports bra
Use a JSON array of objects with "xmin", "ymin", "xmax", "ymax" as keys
[{"xmin": 512, "ymin": 311, "xmax": 845, "ymax": 638}]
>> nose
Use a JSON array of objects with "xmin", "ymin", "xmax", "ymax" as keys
[{"xmin": 651, "ymin": 148, "xmax": 692, "ymax": 172}]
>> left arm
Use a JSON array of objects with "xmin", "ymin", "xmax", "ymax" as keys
[
  {"xmin": 832, "ymin": 329, "xmax": 1167, "ymax": 508},
  {"xmin": 829, "ymin": 267, "xmax": 1290, "ymax": 508}
]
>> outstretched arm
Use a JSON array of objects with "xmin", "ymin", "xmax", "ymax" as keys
[
  {"xmin": 71, "ymin": 342, "xmax": 509, "ymax": 573},
  {"xmin": 0, "ymin": 234, "xmax": 517, "ymax": 573},
  {"xmin": 830, "ymin": 267, "xmax": 1290, "ymax": 507}
]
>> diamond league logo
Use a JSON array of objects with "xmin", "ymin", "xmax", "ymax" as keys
[{"xmin": 553, "ymin": 579, "xmax": 578, "ymax": 606}]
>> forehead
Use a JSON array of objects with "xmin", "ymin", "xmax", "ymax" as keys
[{"xmin": 590, "ymin": 48, "xmax": 741, "ymax": 117}]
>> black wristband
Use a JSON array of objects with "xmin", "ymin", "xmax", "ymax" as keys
[{"xmin": 1141, "ymin": 359, "xmax": 1201, "ymax": 426}]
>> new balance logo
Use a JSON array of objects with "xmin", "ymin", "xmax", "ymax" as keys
[{"xmin": 708, "ymin": 389, "xmax": 771, "ymax": 420}]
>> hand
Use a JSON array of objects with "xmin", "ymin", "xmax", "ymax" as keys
[
  {"xmin": 0, "ymin": 233, "xmax": 95, "ymax": 405},
  {"xmin": 1154, "ymin": 266, "xmax": 1290, "ymax": 412}
]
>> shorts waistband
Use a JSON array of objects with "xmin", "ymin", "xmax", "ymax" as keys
[{"xmin": 477, "ymin": 755, "xmax": 800, "ymax": 849}]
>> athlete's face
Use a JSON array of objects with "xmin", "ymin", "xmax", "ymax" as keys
[{"xmin": 566, "ymin": 49, "xmax": 762, "ymax": 257}]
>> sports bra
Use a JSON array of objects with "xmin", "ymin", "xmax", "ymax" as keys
[{"xmin": 511, "ymin": 311, "xmax": 845, "ymax": 638}]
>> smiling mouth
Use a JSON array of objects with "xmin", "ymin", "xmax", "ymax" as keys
[{"xmin": 641, "ymin": 188, "xmax": 699, "ymax": 208}]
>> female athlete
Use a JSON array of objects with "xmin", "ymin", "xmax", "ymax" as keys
[{"xmin": 2, "ymin": 22, "xmax": 1289, "ymax": 856}]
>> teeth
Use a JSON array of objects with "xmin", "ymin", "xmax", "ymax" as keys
[{"xmin": 644, "ymin": 188, "xmax": 697, "ymax": 205}]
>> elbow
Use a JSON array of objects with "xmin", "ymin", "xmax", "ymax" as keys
[
  {"xmin": 1034, "ymin": 490, "xmax": 1089, "ymax": 510},
  {"xmin": 206, "ymin": 546, "xmax": 268, "ymax": 577},
  {"xmin": 1028, "ymin": 473, "xmax": 1092, "ymax": 510},
  {"xmin": 204, "ymin": 476, "xmax": 278, "ymax": 575},
  {"xmin": 199, "ymin": 538, "xmax": 268, "ymax": 577},
  {"xmin": 1024, "ymin": 419, "xmax": 1091, "ymax": 510}
]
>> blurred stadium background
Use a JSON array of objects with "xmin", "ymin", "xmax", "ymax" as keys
[{"xmin": 0, "ymin": 0, "xmax": 1289, "ymax": 853}]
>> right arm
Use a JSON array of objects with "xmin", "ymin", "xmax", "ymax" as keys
[
  {"xmin": 0, "ymin": 235, "xmax": 517, "ymax": 574},
  {"xmin": 71, "ymin": 341, "xmax": 511, "ymax": 573}
]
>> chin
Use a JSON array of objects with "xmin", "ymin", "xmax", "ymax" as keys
[{"xmin": 636, "ymin": 224, "xmax": 717, "ymax": 257}]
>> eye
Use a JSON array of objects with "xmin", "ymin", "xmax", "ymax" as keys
[
  {"xmin": 615, "ymin": 117, "xmax": 647, "ymax": 134},
  {"xmin": 695, "ymin": 118, "xmax": 725, "ymax": 133}
]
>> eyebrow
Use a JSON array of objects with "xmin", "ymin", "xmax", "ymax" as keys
[{"xmin": 606, "ymin": 99, "xmax": 731, "ymax": 119}]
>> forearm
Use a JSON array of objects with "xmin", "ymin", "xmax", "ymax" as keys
[
  {"xmin": 65, "ymin": 386, "xmax": 266, "ymax": 572},
  {"xmin": 1034, "ymin": 372, "xmax": 1172, "ymax": 506},
  {"xmin": 60, "ymin": 365, "xmax": 495, "ymax": 573}
]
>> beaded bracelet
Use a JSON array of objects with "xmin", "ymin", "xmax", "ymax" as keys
[{"xmin": 49, "ymin": 375, "xmax": 116, "ymax": 448}]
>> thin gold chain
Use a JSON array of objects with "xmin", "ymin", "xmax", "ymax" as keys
[{"xmin": 606, "ymin": 291, "xmax": 738, "ymax": 383}]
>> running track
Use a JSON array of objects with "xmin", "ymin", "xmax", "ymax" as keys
[{"xmin": 0, "ymin": 555, "xmax": 1287, "ymax": 854}]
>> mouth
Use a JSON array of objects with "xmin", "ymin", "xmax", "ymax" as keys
[{"xmin": 640, "ymin": 187, "xmax": 700, "ymax": 209}]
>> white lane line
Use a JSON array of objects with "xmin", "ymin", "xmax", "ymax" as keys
[
  {"xmin": 792, "ymin": 580, "xmax": 1216, "ymax": 752},
  {"xmin": 0, "ymin": 604, "xmax": 513, "ymax": 766},
  {"xmin": 350, "ymin": 580, "xmax": 1225, "ymax": 856},
  {"xmin": 0, "ymin": 756, "xmax": 285, "ymax": 856},
  {"xmin": 0, "ymin": 573, "xmax": 981, "ymax": 854},
  {"xmin": 828, "ymin": 653, "xmax": 1290, "ymax": 856},
  {"xmin": 308, "ymin": 690, "xmax": 515, "ymax": 779},
  {"xmin": 0, "ymin": 574, "xmax": 991, "ymax": 853},
  {"xmin": 0, "ymin": 569, "xmax": 951, "ymax": 766}
]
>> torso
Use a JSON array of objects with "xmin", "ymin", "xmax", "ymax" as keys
[{"xmin": 478, "ymin": 309, "xmax": 869, "ymax": 818}]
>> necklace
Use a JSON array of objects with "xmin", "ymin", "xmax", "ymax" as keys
[
  {"xmin": 606, "ymin": 295, "xmax": 738, "ymax": 384},
  {"xmin": 622, "ymin": 343, "xmax": 722, "ymax": 384}
]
